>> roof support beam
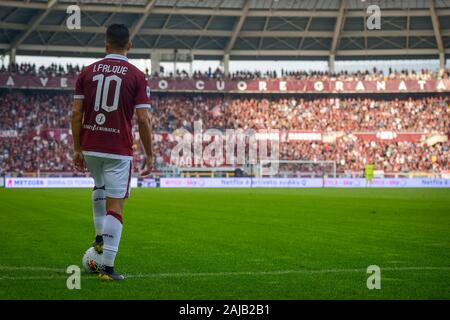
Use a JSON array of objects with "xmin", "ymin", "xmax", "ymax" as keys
[
  {"xmin": 224, "ymin": 0, "xmax": 251, "ymax": 54},
  {"xmin": 0, "ymin": 21, "xmax": 445, "ymax": 38},
  {"xmin": 193, "ymin": 15, "xmax": 215, "ymax": 49},
  {"xmin": 129, "ymin": 0, "xmax": 157, "ymax": 41},
  {"xmin": 297, "ymin": 16, "xmax": 313, "ymax": 50},
  {"xmin": 0, "ymin": 2, "xmax": 450, "ymax": 17},
  {"xmin": 86, "ymin": 12, "xmax": 116, "ymax": 47},
  {"xmin": 153, "ymin": 13, "xmax": 172, "ymax": 48},
  {"xmin": 329, "ymin": 0, "xmax": 347, "ymax": 72},
  {"xmin": 428, "ymin": 0, "xmax": 445, "ymax": 70},
  {"xmin": 258, "ymin": 17, "xmax": 270, "ymax": 50},
  {"xmin": 10, "ymin": 0, "xmax": 58, "ymax": 50}
]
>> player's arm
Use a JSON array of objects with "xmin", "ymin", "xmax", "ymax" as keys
[
  {"xmin": 134, "ymin": 72, "xmax": 153, "ymax": 176},
  {"xmin": 136, "ymin": 108, "xmax": 153, "ymax": 176},
  {"xmin": 71, "ymin": 98, "xmax": 85, "ymax": 171},
  {"xmin": 71, "ymin": 69, "xmax": 86, "ymax": 172}
]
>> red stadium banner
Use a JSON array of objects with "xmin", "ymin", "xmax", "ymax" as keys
[
  {"xmin": 149, "ymin": 78, "xmax": 450, "ymax": 93},
  {"xmin": 0, "ymin": 74, "xmax": 75, "ymax": 89},
  {"xmin": 1, "ymin": 73, "xmax": 450, "ymax": 93}
]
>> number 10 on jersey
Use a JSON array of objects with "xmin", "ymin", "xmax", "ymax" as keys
[{"xmin": 93, "ymin": 74, "xmax": 122, "ymax": 113}]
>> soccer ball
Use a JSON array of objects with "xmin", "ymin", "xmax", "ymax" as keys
[{"xmin": 82, "ymin": 247, "xmax": 103, "ymax": 273}]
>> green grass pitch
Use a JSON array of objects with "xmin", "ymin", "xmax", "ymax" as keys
[{"xmin": 0, "ymin": 188, "xmax": 449, "ymax": 300}]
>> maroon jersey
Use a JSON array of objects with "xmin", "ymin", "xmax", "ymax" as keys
[{"xmin": 74, "ymin": 54, "xmax": 151, "ymax": 158}]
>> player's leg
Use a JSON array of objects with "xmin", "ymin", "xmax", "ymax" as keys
[
  {"xmin": 84, "ymin": 155, "xmax": 106, "ymax": 253},
  {"xmin": 99, "ymin": 196, "xmax": 124, "ymax": 281},
  {"xmin": 99, "ymin": 158, "xmax": 132, "ymax": 281},
  {"xmin": 91, "ymin": 185, "xmax": 106, "ymax": 253}
]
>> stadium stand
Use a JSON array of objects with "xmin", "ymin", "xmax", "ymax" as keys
[
  {"xmin": 0, "ymin": 0, "xmax": 449, "ymax": 178},
  {"xmin": 1, "ymin": 66, "xmax": 449, "ymax": 177}
]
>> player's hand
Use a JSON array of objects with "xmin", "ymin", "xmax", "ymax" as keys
[
  {"xmin": 140, "ymin": 156, "xmax": 153, "ymax": 177},
  {"xmin": 73, "ymin": 151, "xmax": 86, "ymax": 172}
]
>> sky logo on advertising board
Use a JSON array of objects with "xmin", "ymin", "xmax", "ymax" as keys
[
  {"xmin": 185, "ymin": 179, "xmax": 198, "ymax": 187},
  {"xmin": 388, "ymin": 180, "xmax": 406, "ymax": 187}
]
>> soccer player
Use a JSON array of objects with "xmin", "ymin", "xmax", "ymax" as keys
[{"xmin": 71, "ymin": 24, "xmax": 153, "ymax": 281}]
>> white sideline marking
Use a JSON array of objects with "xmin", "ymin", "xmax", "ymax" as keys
[
  {"xmin": 0, "ymin": 266, "xmax": 65, "ymax": 272},
  {"xmin": 0, "ymin": 265, "xmax": 449, "ymax": 281},
  {"xmin": 126, "ymin": 266, "xmax": 450, "ymax": 279}
]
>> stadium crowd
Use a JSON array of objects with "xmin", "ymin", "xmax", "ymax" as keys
[
  {"xmin": 157, "ymin": 67, "xmax": 450, "ymax": 81},
  {"xmin": 2, "ymin": 92, "xmax": 447, "ymax": 134},
  {"xmin": 1, "ymin": 136, "xmax": 73, "ymax": 175},
  {"xmin": 0, "ymin": 92, "xmax": 71, "ymax": 133},
  {"xmin": 2, "ymin": 62, "xmax": 450, "ymax": 81},
  {"xmin": 1, "ymin": 62, "xmax": 82, "ymax": 77},
  {"xmin": 1, "ymin": 91, "xmax": 448, "ymax": 176},
  {"xmin": 151, "ymin": 95, "xmax": 450, "ymax": 134},
  {"xmin": 278, "ymin": 140, "xmax": 449, "ymax": 174}
]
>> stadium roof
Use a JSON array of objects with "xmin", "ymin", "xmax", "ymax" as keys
[{"xmin": 0, "ymin": 0, "xmax": 449, "ymax": 63}]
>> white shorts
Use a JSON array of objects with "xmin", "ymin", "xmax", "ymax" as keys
[{"xmin": 84, "ymin": 154, "xmax": 132, "ymax": 199}]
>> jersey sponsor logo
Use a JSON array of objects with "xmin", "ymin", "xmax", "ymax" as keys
[
  {"xmin": 95, "ymin": 113, "xmax": 106, "ymax": 125},
  {"xmin": 83, "ymin": 124, "xmax": 120, "ymax": 134}
]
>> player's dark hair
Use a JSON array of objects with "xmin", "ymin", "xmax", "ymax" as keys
[{"xmin": 106, "ymin": 24, "xmax": 130, "ymax": 50}]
